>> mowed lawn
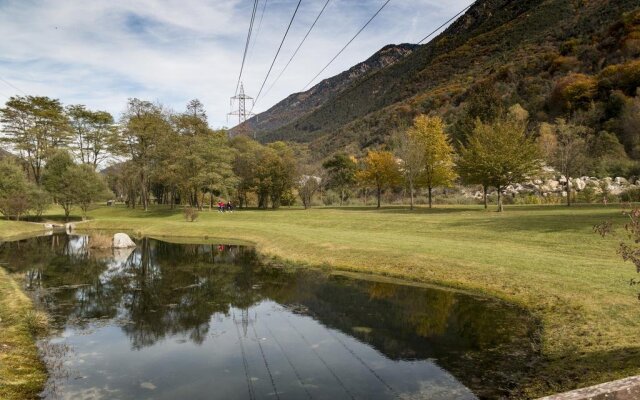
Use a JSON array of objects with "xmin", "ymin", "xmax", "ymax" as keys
[
  {"xmin": 0, "ymin": 220, "xmax": 47, "ymax": 241},
  {"xmin": 2, "ymin": 203, "xmax": 639, "ymax": 397}
]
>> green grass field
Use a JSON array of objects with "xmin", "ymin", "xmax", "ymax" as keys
[
  {"xmin": 2, "ymin": 203, "xmax": 639, "ymax": 397},
  {"xmin": 0, "ymin": 220, "xmax": 47, "ymax": 241}
]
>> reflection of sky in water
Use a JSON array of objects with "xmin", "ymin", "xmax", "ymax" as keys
[
  {"xmin": 0, "ymin": 234, "xmax": 536, "ymax": 399},
  {"xmin": 52, "ymin": 301, "xmax": 476, "ymax": 400}
]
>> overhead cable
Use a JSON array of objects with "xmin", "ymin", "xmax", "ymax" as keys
[
  {"xmin": 418, "ymin": 2, "xmax": 474, "ymax": 44},
  {"xmin": 252, "ymin": 0, "xmax": 303, "ymax": 108},
  {"xmin": 262, "ymin": 0, "xmax": 331, "ymax": 99},
  {"xmin": 301, "ymin": 0, "xmax": 392, "ymax": 91},
  {"xmin": 235, "ymin": 0, "xmax": 260, "ymax": 96}
]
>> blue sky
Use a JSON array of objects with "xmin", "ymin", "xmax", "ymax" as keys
[{"xmin": 0, "ymin": 0, "xmax": 472, "ymax": 128}]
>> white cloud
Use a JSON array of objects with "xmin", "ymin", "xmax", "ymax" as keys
[{"xmin": 0, "ymin": 0, "xmax": 472, "ymax": 128}]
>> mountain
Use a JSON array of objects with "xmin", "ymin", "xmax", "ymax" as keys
[
  {"xmin": 233, "ymin": 43, "xmax": 418, "ymax": 136},
  {"xmin": 241, "ymin": 0, "xmax": 640, "ymax": 159}
]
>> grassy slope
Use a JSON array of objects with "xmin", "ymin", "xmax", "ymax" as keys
[
  {"xmin": 0, "ymin": 268, "xmax": 47, "ymax": 400},
  {"xmin": 0, "ymin": 220, "xmax": 46, "ymax": 241},
  {"xmin": 75, "ymin": 204, "xmax": 640, "ymax": 397},
  {"xmin": 0, "ymin": 221, "xmax": 49, "ymax": 399}
]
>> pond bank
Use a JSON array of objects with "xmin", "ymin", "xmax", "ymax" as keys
[{"xmin": 0, "ymin": 268, "xmax": 47, "ymax": 400}]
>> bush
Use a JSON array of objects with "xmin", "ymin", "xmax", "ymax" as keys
[
  {"xmin": 183, "ymin": 207, "xmax": 199, "ymax": 222},
  {"xmin": 89, "ymin": 232, "xmax": 112, "ymax": 249},
  {"xmin": 620, "ymin": 187, "xmax": 640, "ymax": 202},
  {"xmin": 550, "ymin": 73, "xmax": 598, "ymax": 110},
  {"xmin": 24, "ymin": 309, "xmax": 49, "ymax": 336},
  {"xmin": 598, "ymin": 60, "xmax": 640, "ymax": 95}
]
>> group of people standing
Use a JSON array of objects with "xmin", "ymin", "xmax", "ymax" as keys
[{"xmin": 217, "ymin": 201, "xmax": 234, "ymax": 212}]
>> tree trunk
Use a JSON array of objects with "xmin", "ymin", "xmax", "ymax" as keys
[
  {"xmin": 497, "ymin": 187, "xmax": 503, "ymax": 212},
  {"xmin": 566, "ymin": 179, "xmax": 572, "ymax": 207},
  {"xmin": 340, "ymin": 189, "xmax": 344, "ymax": 207},
  {"xmin": 428, "ymin": 186, "xmax": 433, "ymax": 209},
  {"xmin": 376, "ymin": 186, "xmax": 381, "ymax": 209},
  {"xmin": 409, "ymin": 179, "xmax": 414, "ymax": 211},
  {"xmin": 483, "ymin": 185, "xmax": 488, "ymax": 209}
]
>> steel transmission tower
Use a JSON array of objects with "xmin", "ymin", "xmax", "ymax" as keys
[{"xmin": 228, "ymin": 83, "xmax": 255, "ymax": 126}]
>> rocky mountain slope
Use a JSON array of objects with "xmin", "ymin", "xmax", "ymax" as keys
[
  {"xmin": 243, "ymin": 0, "xmax": 640, "ymax": 159},
  {"xmin": 233, "ymin": 43, "xmax": 418, "ymax": 136}
]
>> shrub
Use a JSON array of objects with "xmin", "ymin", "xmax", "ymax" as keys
[
  {"xmin": 620, "ymin": 187, "xmax": 640, "ymax": 203},
  {"xmin": 24, "ymin": 309, "xmax": 49, "ymax": 336},
  {"xmin": 598, "ymin": 60, "xmax": 640, "ymax": 95},
  {"xmin": 550, "ymin": 73, "xmax": 597, "ymax": 110},
  {"xmin": 89, "ymin": 232, "xmax": 112, "ymax": 249},
  {"xmin": 183, "ymin": 207, "xmax": 199, "ymax": 222}
]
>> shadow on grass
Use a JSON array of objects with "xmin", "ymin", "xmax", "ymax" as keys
[{"xmin": 529, "ymin": 346, "xmax": 640, "ymax": 397}]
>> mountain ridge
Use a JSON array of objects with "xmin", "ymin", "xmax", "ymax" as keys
[
  {"xmin": 233, "ymin": 43, "xmax": 418, "ymax": 136},
  {"xmin": 238, "ymin": 0, "xmax": 640, "ymax": 161}
]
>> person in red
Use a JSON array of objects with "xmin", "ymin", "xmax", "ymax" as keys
[{"xmin": 217, "ymin": 201, "xmax": 225, "ymax": 212}]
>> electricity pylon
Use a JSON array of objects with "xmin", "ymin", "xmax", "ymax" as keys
[{"xmin": 228, "ymin": 83, "xmax": 255, "ymax": 126}]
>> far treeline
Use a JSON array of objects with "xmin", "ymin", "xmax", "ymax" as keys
[{"xmin": 0, "ymin": 91, "xmax": 638, "ymax": 219}]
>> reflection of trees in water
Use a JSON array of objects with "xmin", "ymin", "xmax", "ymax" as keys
[
  {"xmin": 0, "ymin": 235, "xmax": 265, "ymax": 349},
  {"xmin": 0, "ymin": 234, "xmax": 537, "ymax": 395}
]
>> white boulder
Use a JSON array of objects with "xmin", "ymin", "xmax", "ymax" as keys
[{"xmin": 113, "ymin": 233, "xmax": 136, "ymax": 248}]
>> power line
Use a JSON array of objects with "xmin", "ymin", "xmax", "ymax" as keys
[
  {"xmin": 235, "ymin": 0, "xmax": 260, "ymax": 96},
  {"xmin": 263, "ymin": 0, "xmax": 331, "ymax": 99},
  {"xmin": 301, "ymin": 0, "xmax": 392, "ymax": 91},
  {"xmin": 418, "ymin": 2, "xmax": 474, "ymax": 44},
  {"xmin": 0, "ymin": 77, "xmax": 27, "ymax": 96},
  {"xmin": 248, "ymin": 0, "xmax": 269, "ymax": 60},
  {"xmin": 251, "ymin": 0, "xmax": 303, "ymax": 108}
]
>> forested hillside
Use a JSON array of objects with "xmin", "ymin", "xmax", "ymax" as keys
[
  {"xmin": 253, "ymin": 0, "xmax": 640, "ymax": 172},
  {"xmin": 233, "ymin": 43, "xmax": 417, "ymax": 135}
]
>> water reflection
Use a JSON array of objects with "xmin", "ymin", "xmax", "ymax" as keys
[{"xmin": 0, "ymin": 234, "xmax": 537, "ymax": 399}]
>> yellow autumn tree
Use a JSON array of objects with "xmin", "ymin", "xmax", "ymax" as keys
[
  {"xmin": 410, "ymin": 115, "xmax": 457, "ymax": 208},
  {"xmin": 356, "ymin": 150, "xmax": 402, "ymax": 209}
]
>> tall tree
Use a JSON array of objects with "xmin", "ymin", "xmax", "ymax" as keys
[
  {"xmin": 298, "ymin": 175, "xmax": 321, "ymax": 209},
  {"xmin": 356, "ymin": 151, "xmax": 402, "ymax": 209},
  {"xmin": 0, "ymin": 96, "xmax": 71, "ymax": 184},
  {"xmin": 411, "ymin": 115, "xmax": 457, "ymax": 209},
  {"xmin": 394, "ymin": 126, "xmax": 424, "ymax": 210},
  {"xmin": 67, "ymin": 104, "xmax": 116, "ymax": 168},
  {"xmin": 459, "ymin": 116, "xmax": 540, "ymax": 212},
  {"xmin": 42, "ymin": 150, "xmax": 76, "ymax": 220},
  {"xmin": 541, "ymin": 119, "xmax": 590, "ymax": 206},
  {"xmin": 114, "ymin": 99, "xmax": 171, "ymax": 211},
  {"xmin": 231, "ymin": 136, "xmax": 262, "ymax": 208},
  {"xmin": 322, "ymin": 153, "xmax": 357, "ymax": 206},
  {"xmin": 66, "ymin": 164, "xmax": 111, "ymax": 218}
]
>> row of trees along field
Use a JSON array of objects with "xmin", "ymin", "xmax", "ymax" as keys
[{"xmin": 0, "ymin": 94, "xmax": 633, "ymax": 218}]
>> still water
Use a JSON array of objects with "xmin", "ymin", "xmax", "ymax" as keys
[{"xmin": 0, "ymin": 234, "xmax": 537, "ymax": 399}]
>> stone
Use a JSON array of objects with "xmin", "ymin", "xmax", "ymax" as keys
[
  {"xmin": 615, "ymin": 177, "xmax": 629, "ymax": 185},
  {"xmin": 43, "ymin": 223, "xmax": 54, "ymax": 230},
  {"xmin": 113, "ymin": 233, "xmax": 136, "ymax": 249}
]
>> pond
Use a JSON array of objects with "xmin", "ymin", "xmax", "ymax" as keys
[{"xmin": 0, "ymin": 234, "xmax": 538, "ymax": 399}]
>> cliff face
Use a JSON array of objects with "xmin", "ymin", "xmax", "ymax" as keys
[{"xmin": 232, "ymin": 43, "xmax": 418, "ymax": 136}]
